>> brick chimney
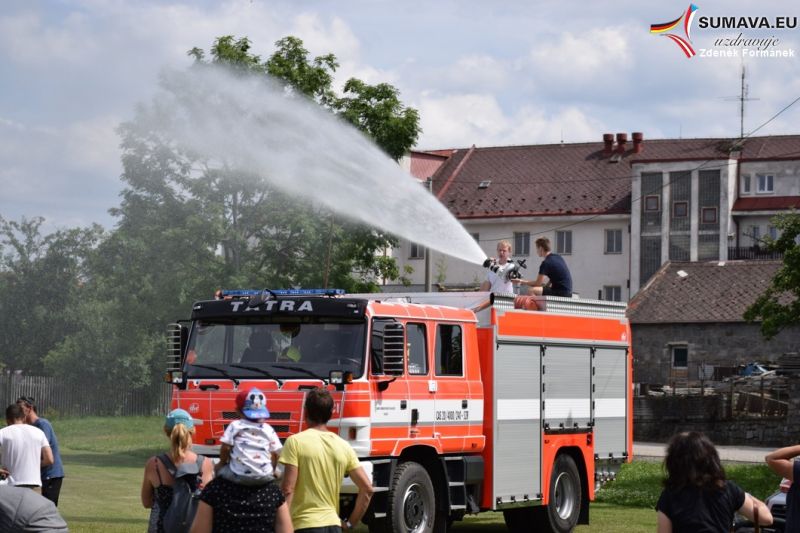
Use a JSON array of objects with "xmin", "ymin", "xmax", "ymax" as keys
[
  {"xmin": 632, "ymin": 131, "xmax": 644, "ymax": 153},
  {"xmin": 603, "ymin": 133, "xmax": 614, "ymax": 156},
  {"xmin": 616, "ymin": 132, "xmax": 628, "ymax": 154}
]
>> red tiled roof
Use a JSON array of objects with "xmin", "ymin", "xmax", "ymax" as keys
[
  {"xmin": 732, "ymin": 196, "xmax": 800, "ymax": 212},
  {"xmin": 409, "ymin": 151, "xmax": 448, "ymax": 181},
  {"xmin": 427, "ymin": 135, "xmax": 800, "ymax": 219},
  {"xmin": 627, "ymin": 260, "xmax": 784, "ymax": 324}
]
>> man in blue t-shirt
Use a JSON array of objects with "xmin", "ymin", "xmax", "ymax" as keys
[
  {"xmin": 17, "ymin": 397, "xmax": 64, "ymax": 506},
  {"xmin": 515, "ymin": 237, "xmax": 573, "ymax": 297}
]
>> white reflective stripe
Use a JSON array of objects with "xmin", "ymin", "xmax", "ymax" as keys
[
  {"xmin": 497, "ymin": 399, "xmax": 540, "ymax": 420},
  {"xmin": 594, "ymin": 398, "xmax": 626, "ymax": 417},
  {"xmin": 544, "ymin": 398, "xmax": 591, "ymax": 419},
  {"xmin": 371, "ymin": 399, "xmax": 484, "ymax": 425}
]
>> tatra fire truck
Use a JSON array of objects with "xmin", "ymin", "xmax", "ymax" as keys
[{"xmin": 165, "ymin": 289, "xmax": 632, "ymax": 533}]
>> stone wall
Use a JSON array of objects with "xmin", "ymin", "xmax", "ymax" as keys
[
  {"xmin": 632, "ymin": 322, "xmax": 800, "ymax": 385},
  {"xmin": 634, "ymin": 380, "xmax": 800, "ymax": 447}
]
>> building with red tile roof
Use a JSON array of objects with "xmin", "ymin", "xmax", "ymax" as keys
[{"xmin": 391, "ymin": 133, "xmax": 800, "ymax": 302}]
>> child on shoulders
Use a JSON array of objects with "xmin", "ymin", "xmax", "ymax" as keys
[{"xmin": 215, "ymin": 387, "xmax": 282, "ymax": 485}]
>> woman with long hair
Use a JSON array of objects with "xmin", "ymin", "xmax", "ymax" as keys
[
  {"xmin": 656, "ymin": 431, "xmax": 772, "ymax": 532},
  {"xmin": 141, "ymin": 409, "xmax": 213, "ymax": 533}
]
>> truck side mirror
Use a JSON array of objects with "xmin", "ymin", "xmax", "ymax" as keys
[{"xmin": 382, "ymin": 322, "xmax": 405, "ymax": 376}]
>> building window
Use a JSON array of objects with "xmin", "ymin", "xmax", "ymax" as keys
[
  {"xmin": 605, "ymin": 229, "xmax": 622, "ymax": 254},
  {"xmin": 409, "ymin": 243, "xmax": 425, "ymax": 259},
  {"xmin": 741, "ymin": 175, "xmax": 751, "ymax": 194},
  {"xmin": 645, "ymin": 195, "xmax": 660, "ymax": 211},
  {"xmin": 603, "ymin": 286, "xmax": 622, "ymax": 301},
  {"xmin": 436, "ymin": 324, "xmax": 463, "ymax": 376},
  {"xmin": 769, "ymin": 226, "xmax": 779, "ymax": 240},
  {"xmin": 757, "ymin": 174, "xmax": 774, "ymax": 193},
  {"xmin": 556, "ymin": 230, "xmax": 572, "ymax": 255},
  {"xmin": 406, "ymin": 323, "xmax": 428, "ymax": 375},
  {"xmin": 701, "ymin": 207, "xmax": 717, "ymax": 224},
  {"xmin": 747, "ymin": 225, "xmax": 761, "ymax": 245},
  {"xmin": 514, "ymin": 232, "xmax": 530, "ymax": 256},
  {"xmin": 672, "ymin": 345, "xmax": 688, "ymax": 368},
  {"xmin": 673, "ymin": 201, "xmax": 688, "ymax": 218}
]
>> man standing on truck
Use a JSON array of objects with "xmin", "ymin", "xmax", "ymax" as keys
[
  {"xmin": 515, "ymin": 237, "xmax": 573, "ymax": 297},
  {"xmin": 480, "ymin": 240, "xmax": 514, "ymax": 293},
  {"xmin": 280, "ymin": 388, "xmax": 373, "ymax": 532}
]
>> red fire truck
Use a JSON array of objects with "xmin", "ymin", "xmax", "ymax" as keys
[{"xmin": 165, "ymin": 289, "xmax": 632, "ymax": 533}]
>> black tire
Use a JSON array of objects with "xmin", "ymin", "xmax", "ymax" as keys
[
  {"xmin": 386, "ymin": 461, "xmax": 436, "ymax": 533},
  {"xmin": 541, "ymin": 453, "xmax": 582, "ymax": 533}
]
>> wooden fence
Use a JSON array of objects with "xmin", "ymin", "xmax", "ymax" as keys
[{"xmin": 0, "ymin": 374, "xmax": 172, "ymax": 417}]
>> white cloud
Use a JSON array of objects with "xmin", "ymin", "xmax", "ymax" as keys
[{"xmin": 529, "ymin": 27, "xmax": 634, "ymax": 87}]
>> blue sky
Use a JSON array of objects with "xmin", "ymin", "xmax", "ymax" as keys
[{"xmin": 2, "ymin": 0, "xmax": 799, "ymax": 230}]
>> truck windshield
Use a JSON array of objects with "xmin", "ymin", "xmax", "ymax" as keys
[{"xmin": 184, "ymin": 318, "xmax": 366, "ymax": 379}]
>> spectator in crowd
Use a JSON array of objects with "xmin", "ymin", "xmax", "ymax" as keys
[
  {"xmin": 280, "ymin": 387, "xmax": 373, "ymax": 532},
  {"xmin": 192, "ymin": 388, "xmax": 291, "ymax": 533},
  {"xmin": 515, "ymin": 237, "xmax": 572, "ymax": 297},
  {"xmin": 0, "ymin": 404, "xmax": 53, "ymax": 492},
  {"xmin": 141, "ymin": 409, "xmax": 213, "ymax": 533},
  {"xmin": 0, "ymin": 485, "xmax": 68, "ymax": 532},
  {"xmin": 480, "ymin": 240, "xmax": 514, "ymax": 294},
  {"xmin": 191, "ymin": 479, "xmax": 292, "ymax": 533},
  {"xmin": 17, "ymin": 396, "xmax": 64, "ymax": 506},
  {"xmin": 765, "ymin": 443, "xmax": 800, "ymax": 531},
  {"xmin": 215, "ymin": 387, "xmax": 282, "ymax": 485},
  {"xmin": 656, "ymin": 431, "xmax": 772, "ymax": 532}
]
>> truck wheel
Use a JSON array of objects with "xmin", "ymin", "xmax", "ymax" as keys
[
  {"xmin": 386, "ymin": 461, "xmax": 436, "ymax": 533},
  {"xmin": 541, "ymin": 453, "xmax": 582, "ymax": 533}
]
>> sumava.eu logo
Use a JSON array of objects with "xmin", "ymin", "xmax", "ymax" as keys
[{"xmin": 650, "ymin": 4, "xmax": 699, "ymax": 58}]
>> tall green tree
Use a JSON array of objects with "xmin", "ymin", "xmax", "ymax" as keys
[
  {"xmin": 744, "ymin": 212, "xmax": 800, "ymax": 338},
  {"xmin": 0, "ymin": 216, "xmax": 103, "ymax": 373},
  {"xmin": 45, "ymin": 35, "xmax": 420, "ymax": 396}
]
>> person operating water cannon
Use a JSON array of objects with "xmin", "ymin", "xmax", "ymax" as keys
[{"xmin": 480, "ymin": 240, "xmax": 527, "ymax": 294}]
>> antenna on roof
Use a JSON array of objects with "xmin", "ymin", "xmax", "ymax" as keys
[{"xmin": 719, "ymin": 61, "xmax": 758, "ymax": 139}]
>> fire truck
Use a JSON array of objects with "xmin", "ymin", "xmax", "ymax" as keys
[{"xmin": 165, "ymin": 288, "xmax": 632, "ymax": 533}]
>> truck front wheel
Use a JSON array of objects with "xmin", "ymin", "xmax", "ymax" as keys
[
  {"xmin": 541, "ymin": 453, "xmax": 582, "ymax": 532},
  {"xmin": 386, "ymin": 461, "xmax": 436, "ymax": 533}
]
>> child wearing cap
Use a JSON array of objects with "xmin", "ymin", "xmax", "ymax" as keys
[{"xmin": 216, "ymin": 387, "xmax": 282, "ymax": 486}]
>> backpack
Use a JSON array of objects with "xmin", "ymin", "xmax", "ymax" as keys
[{"xmin": 157, "ymin": 453, "xmax": 205, "ymax": 533}]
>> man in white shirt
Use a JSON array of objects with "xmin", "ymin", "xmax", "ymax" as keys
[
  {"xmin": 0, "ymin": 404, "xmax": 53, "ymax": 492},
  {"xmin": 480, "ymin": 240, "xmax": 515, "ymax": 294}
]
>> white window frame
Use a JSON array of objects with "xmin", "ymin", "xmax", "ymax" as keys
[
  {"xmin": 556, "ymin": 230, "xmax": 572, "ymax": 255},
  {"xmin": 514, "ymin": 232, "xmax": 530, "ymax": 256},
  {"xmin": 756, "ymin": 174, "xmax": 774, "ymax": 194},
  {"xmin": 604, "ymin": 229, "xmax": 622, "ymax": 254},
  {"xmin": 603, "ymin": 285, "xmax": 622, "ymax": 302},
  {"xmin": 741, "ymin": 174, "xmax": 751, "ymax": 195}
]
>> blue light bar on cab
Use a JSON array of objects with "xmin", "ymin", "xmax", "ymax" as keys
[{"xmin": 217, "ymin": 288, "xmax": 345, "ymax": 298}]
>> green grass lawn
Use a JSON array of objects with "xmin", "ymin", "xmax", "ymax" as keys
[{"xmin": 47, "ymin": 417, "xmax": 779, "ymax": 532}]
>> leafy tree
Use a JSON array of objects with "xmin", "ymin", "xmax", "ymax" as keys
[
  {"xmin": 744, "ymin": 212, "xmax": 800, "ymax": 338},
  {"xmin": 45, "ymin": 35, "xmax": 420, "ymax": 396},
  {"xmin": 0, "ymin": 216, "xmax": 103, "ymax": 373}
]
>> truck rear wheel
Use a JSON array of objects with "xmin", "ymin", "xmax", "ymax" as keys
[
  {"xmin": 541, "ymin": 453, "xmax": 582, "ymax": 532},
  {"xmin": 386, "ymin": 461, "xmax": 436, "ymax": 533}
]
